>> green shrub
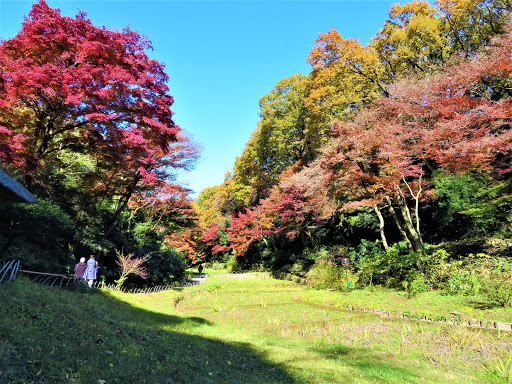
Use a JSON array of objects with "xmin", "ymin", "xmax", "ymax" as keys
[
  {"xmin": 440, "ymin": 254, "xmax": 512, "ymax": 307},
  {"xmin": 402, "ymin": 270, "xmax": 427, "ymax": 298},
  {"xmin": 418, "ymin": 249, "xmax": 458, "ymax": 289},
  {"xmin": 139, "ymin": 246, "xmax": 186, "ymax": 286},
  {"xmin": 289, "ymin": 261, "xmax": 309, "ymax": 277},
  {"xmin": 226, "ymin": 254, "xmax": 242, "ymax": 273},
  {"xmin": 306, "ymin": 260, "xmax": 358, "ymax": 291},
  {"xmin": 302, "ymin": 248, "xmax": 329, "ymax": 263},
  {"xmin": 481, "ymin": 270, "xmax": 512, "ymax": 307},
  {"xmin": 0, "ymin": 201, "xmax": 75, "ymax": 273},
  {"xmin": 202, "ymin": 262, "xmax": 226, "ymax": 270},
  {"xmin": 446, "ymin": 269, "xmax": 482, "ymax": 295},
  {"xmin": 349, "ymin": 240, "xmax": 420, "ymax": 288},
  {"xmin": 251, "ymin": 263, "xmax": 267, "ymax": 272}
]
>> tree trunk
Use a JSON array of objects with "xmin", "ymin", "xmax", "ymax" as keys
[
  {"xmin": 385, "ymin": 196, "xmax": 413, "ymax": 249},
  {"xmin": 402, "ymin": 176, "xmax": 423, "ymax": 244},
  {"xmin": 396, "ymin": 196, "xmax": 424, "ymax": 253},
  {"xmin": 102, "ymin": 174, "xmax": 141, "ymax": 240},
  {"xmin": 373, "ymin": 205, "xmax": 389, "ymax": 250}
]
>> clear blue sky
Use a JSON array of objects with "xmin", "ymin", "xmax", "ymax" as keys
[{"xmin": 0, "ymin": 0, "xmax": 398, "ymax": 198}]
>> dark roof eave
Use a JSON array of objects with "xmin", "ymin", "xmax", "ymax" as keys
[{"xmin": 0, "ymin": 169, "xmax": 39, "ymax": 204}]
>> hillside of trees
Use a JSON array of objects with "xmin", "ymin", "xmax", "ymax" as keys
[
  {"xmin": 1, "ymin": 1, "xmax": 512, "ymax": 297},
  {"xmin": 0, "ymin": 1, "xmax": 198, "ymax": 285},
  {"xmin": 191, "ymin": 0, "xmax": 512, "ymax": 300}
]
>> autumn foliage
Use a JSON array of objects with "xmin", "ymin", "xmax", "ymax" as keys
[
  {"xmin": 0, "ymin": 0, "xmax": 197, "ymax": 195},
  {"xmin": 0, "ymin": 1, "xmax": 197, "ymax": 282},
  {"xmin": 195, "ymin": 1, "xmax": 512, "ymax": 268},
  {"xmin": 4, "ymin": 1, "xmax": 512, "ymax": 278}
]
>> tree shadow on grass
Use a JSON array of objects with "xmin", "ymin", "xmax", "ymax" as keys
[
  {"xmin": 467, "ymin": 298, "xmax": 499, "ymax": 311},
  {"xmin": 0, "ymin": 278, "xmax": 294, "ymax": 384}
]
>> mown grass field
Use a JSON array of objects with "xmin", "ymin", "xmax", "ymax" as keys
[{"xmin": 1, "ymin": 274, "xmax": 511, "ymax": 383}]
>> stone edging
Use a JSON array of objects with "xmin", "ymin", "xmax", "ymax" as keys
[{"xmin": 343, "ymin": 304, "xmax": 512, "ymax": 332}]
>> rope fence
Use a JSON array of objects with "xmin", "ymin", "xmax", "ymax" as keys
[
  {"xmin": 94, "ymin": 279, "xmax": 203, "ymax": 294},
  {"xmin": 20, "ymin": 269, "xmax": 77, "ymax": 289},
  {"xmin": 1, "ymin": 259, "xmax": 204, "ymax": 294}
]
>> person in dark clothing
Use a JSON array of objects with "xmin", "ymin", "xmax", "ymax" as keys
[
  {"xmin": 198, "ymin": 264, "xmax": 203, "ymax": 279},
  {"xmin": 74, "ymin": 257, "xmax": 87, "ymax": 280}
]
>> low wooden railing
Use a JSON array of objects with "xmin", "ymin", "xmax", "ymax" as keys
[
  {"xmin": 20, "ymin": 269, "xmax": 76, "ymax": 288},
  {"xmin": 0, "ymin": 260, "xmax": 20, "ymax": 284},
  {"xmin": 0, "ymin": 260, "xmax": 204, "ymax": 293}
]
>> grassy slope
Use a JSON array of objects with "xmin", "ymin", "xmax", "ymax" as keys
[
  {"xmin": 1, "ymin": 276, "xmax": 511, "ymax": 383},
  {"xmin": 297, "ymin": 286, "xmax": 512, "ymax": 324}
]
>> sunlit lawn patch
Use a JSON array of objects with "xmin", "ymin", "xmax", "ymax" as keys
[
  {"xmin": 1, "ymin": 276, "xmax": 511, "ymax": 383},
  {"xmin": 297, "ymin": 285, "xmax": 512, "ymax": 324}
]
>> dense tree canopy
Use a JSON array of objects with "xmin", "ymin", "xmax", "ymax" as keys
[
  {"xmin": 194, "ymin": 0, "xmax": 512, "ymax": 279},
  {"xmin": 3, "ymin": 0, "xmax": 512, "ymax": 291},
  {"xmin": 0, "ymin": 1, "xmax": 197, "ymax": 283}
]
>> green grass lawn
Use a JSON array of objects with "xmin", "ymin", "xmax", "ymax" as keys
[
  {"xmin": 185, "ymin": 266, "xmax": 231, "ymax": 277},
  {"xmin": 296, "ymin": 285, "xmax": 512, "ymax": 324},
  {"xmin": 1, "ymin": 275, "xmax": 511, "ymax": 383}
]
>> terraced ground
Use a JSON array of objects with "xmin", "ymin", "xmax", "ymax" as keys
[{"xmin": 1, "ymin": 275, "xmax": 511, "ymax": 383}]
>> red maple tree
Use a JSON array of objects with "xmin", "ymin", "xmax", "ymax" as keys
[{"xmin": 0, "ymin": 1, "xmax": 198, "ymax": 237}]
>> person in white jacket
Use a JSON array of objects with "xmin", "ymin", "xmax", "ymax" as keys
[{"xmin": 82, "ymin": 255, "xmax": 98, "ymax": 288}]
